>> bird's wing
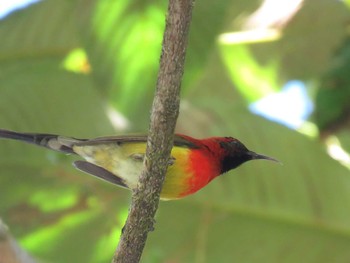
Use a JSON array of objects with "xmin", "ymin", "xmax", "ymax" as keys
[
  {"xmin": 73, "ymin": 160, "xmax": 129, "ymax": 188},
  {"xmin": 173, "ymin": 135, "xmax": 200, "ymax": 149},
  {"xmin": 75, "ymin": 135, "xmax": 148, "ymax": 145},
  {"xmin": 76, "ymin": 134, "xmax": 199, "ymax": 149}
]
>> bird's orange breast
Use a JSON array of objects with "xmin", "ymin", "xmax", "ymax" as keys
[
  {"xmin": 161, "ymin": 144, "xmax": 222, "ymax": 200},
  {"xmin": 180, "ymin": 148, "xmax": 221, "ymax": 198}
]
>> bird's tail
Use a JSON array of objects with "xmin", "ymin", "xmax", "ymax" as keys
[{"xmin": 0, "ymin": 129, "xmax": 85, "ymax": 154}]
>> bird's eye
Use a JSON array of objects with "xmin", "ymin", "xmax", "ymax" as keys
[
  {"xmin": 231, "ymin": 141, "xmax": 241, "ymax": 148},
  {"xmin": 232, "ymin": 140, "xmax": 248, "ymax": 151}
]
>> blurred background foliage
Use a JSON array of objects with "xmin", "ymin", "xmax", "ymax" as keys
[{"xmin": 1, "ymin": 0, "xmax": 350, "ymax": 262}]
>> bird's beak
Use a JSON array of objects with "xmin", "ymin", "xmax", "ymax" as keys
[{"xmin": 247, "ymin": 151, "xmax": 281, "ymax": 164}]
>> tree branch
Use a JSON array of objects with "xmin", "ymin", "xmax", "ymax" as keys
[
  {"xmin": 112, "ymin": 0, "xmax": 195, "ymax": 262},
  {"xmin": 0, "ymin": 219, "xmax": 36, "ymax": 263}
]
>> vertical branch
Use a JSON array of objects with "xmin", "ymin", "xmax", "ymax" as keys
[
  {"xmin": 112, "ymin": 0, "xmax": 195, "ymax": 262},
  {"xmin": 0, "ymin": 219, "xmax": 36, "ymax": 263}
]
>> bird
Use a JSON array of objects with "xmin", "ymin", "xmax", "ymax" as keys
[{"xmin": 0, "ymin": 129, "xmax": 278, "ymax": 200}]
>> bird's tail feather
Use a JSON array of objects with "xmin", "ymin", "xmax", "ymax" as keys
[{"xmin": 0, "ymin": 129, "xmax": 84, "ymax": 154}]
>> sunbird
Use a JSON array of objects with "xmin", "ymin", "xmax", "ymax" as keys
[{"xmin": 0, "ymin": 129, "xmax": 278, "ymax": 200}]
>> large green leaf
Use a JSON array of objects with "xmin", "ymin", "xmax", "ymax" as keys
[
  {"xmin": 0, "ymin": 3, "xmax": 126, "ymax": 261},
  {"xmin": 1, "ymin": 1, "xmax": 350, "ymax": 263},
  {"xmin": 78, "ymin": 0, "xmax": 260, "ymax": 124},
  {"xmin": 220, "ymin": 0, "xmax": 349, "ymax": 104},
  {"xmin": 0, "ymin": 1, "xmax": 80, "ymax": 59}
]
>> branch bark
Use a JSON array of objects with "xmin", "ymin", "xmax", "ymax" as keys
[
  {"xmin": 112, "ymin": 0, "xmax": 195, "ymax": 262},
  {"xmin": 0, "ymin": 219, "xmax": 36, "ymax": 263}
]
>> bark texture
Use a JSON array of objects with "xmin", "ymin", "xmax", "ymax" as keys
[
  {"xmin": 112, "ymin": 0, "xmax": 195, "ymax": 262},
  {"xmin": 0, "ymin": 219, "xmax": 36, "ymax": 263}
]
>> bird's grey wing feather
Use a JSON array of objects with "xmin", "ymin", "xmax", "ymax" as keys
[
  {"xmin": 73, "ymin": 160, "xmax": 128, "ymax": 188},
  {"xmin": 0, "ymin": 129, "xmax": 82, "ymax": 154},
  {"xmin": 76, "ymin": 135, "xmax": 148, "ymax": 146}
]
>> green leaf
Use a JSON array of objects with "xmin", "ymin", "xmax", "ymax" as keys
[{"xmin": 1, "ymin": 1, "xmax": 350, "ymax": 263}]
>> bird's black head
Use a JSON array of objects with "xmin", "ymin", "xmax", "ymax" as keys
[{"xmin": 218, "ymin": 137, "xmax": 278, "ymax": 174}]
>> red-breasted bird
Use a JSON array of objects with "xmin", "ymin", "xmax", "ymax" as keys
[{"xmin": 0, "ymin": 129, "xmax": 278, "ymax": 200}]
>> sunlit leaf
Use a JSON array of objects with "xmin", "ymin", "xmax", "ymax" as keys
[{"xmin": 220, "ymin": 43, "xmax": 280, "ymax": 102}]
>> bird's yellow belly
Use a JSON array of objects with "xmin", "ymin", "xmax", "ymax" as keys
[{"xmin": 160, "ymin": 160, "xmax": 192, "ymax": 200}]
